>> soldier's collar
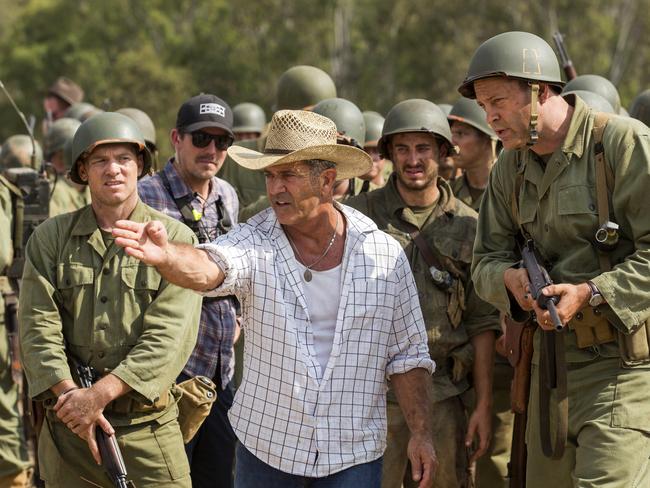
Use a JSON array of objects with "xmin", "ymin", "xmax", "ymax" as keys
[
  {"xmin": 559, "ymin": 95, "xmax": 590, "ymax": 159},
  {"xmin": 385, "ymin": 173, "xmax": 457, "ymax": 218},
  {"xmin": 71, "ymin": 199, "xmax": 149, "ymax": 236}
]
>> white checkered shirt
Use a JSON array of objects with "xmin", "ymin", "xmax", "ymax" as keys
[{"xmin": 198, "ymin": 203, "xmax": 434, "ymax": 477}]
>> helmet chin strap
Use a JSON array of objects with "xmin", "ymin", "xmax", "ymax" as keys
[{"xmin": 527, "ymin": 82, "xmax": 540, "ymax": 146}]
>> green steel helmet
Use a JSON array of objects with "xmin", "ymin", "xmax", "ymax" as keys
[
  {"xmin": 362, "ymin": 111, "xmax": 385, "ymax": 146},
  {"xmin": 458, "ymin": 31, "xmax": 564, "ymax": 99},
  {"xmin": 0, "ymin": 135, "xmax": 43, "ymax": 170},
  {"xmin": 313, "ymin": 97, "xmax": 365, "ymax": 148},
  {"xmin": 563, "ymin": 90, "xmax": 615, "ymax": 114},
  {"xmin": 232, "ymin": 102, "xmax": 267, "ymax": 134},
  {"xmin": 69, "ymin": 112, "xmax": 152, "ymax": 185},
  {"xmin": 629, "ymin": 89, "xmax": 650, "ymax": 126},
  {"xmin": 43, "ymin": 117, "xmax": 81, "ymax": 160},
  {"xmin": 448, "ymin": 97, "xmax": 496, "ymax": 139},
  {"xmin": 563, "ymin": 74, "xmax": 621, "ymax": 113},
  {"xmin": 275, "ymin": 65, "xmax": 337, "ymax": 111},
  {"xmin": 378, "ymin": 99, "xmax": 453, "ymax": 158},
  {"xmin": 64, "ymin": 102, "xmax": 103, "ymax": 122},
  {"xmin": 116, "ymin": 107, "xmax": 157, "ymax": 147}
]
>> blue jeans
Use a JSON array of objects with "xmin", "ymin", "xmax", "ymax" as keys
[
  {"xmin": 178, "ymin": 371, "xmax": 237, "ymax": 488},
  {"xmin": 234, "ymin": 443, "xmax": 383, "ymax": 488}
]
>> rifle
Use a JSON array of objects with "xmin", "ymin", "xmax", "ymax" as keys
[
  {"xmin": 71, "ymin": 357, "xmax": 135, "ymax": 488},
  {"xmin": 552, "ymin": 32, "xmax": 577, "ymax": 81},
  {"xmin": 520, "ymin": 240, "xmax": 567, "ymax": 460}
]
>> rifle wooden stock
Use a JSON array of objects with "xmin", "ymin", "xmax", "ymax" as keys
[{"xmin": 505, "ymin": 316, "xmax": 535, "ymax": 487}]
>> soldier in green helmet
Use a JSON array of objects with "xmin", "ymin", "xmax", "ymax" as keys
[
  {"xmin": 0, "ymin": 135, "xmax": 43, "ymax": 171},
  {"xmin": 219, "ymin": 65, "xmax": 337, "ymax": 220},
  {"xmin": 356, "ymin": 110, "xmax": 392, "ymax": 193},
  {"xmin": 629, "ymin": 89, "xmax": 650, "ymax": 127},
  {"xmin": 435, "ymin": 103, "xmax": 460, "ymax": 181},
  {"xmin": 116, "ymin": 107, "xmax": 160, "ymax": 171},
  {"xmin": 64, "ymin": 102, "xmax": 103, "ymax": 123},
  {"xmin": 43, "ymin": 117, "xmax": 91, "ymax": 216},
  {"xmin": 461, "ymin": 31, "xmax": 650, "ymax": 487},
  {"xmin": 562, "ymin": 90, "xmax": 615, "ymax": 114},
  {"xmin": 232, "ymin": 103, "xmax": 267, "ymax": 142},
  {"xmin": 448, "ymin": 97, "xmax": 499, "ymax": 212},
  {"xmin": 312, "ymin": 97, "xmax": 366, "ymax": 200},
  {"xmin": 18, "ymin": 112, "xmax": 201, "ymax": 487},
  {"xmin": 563, "ymin": 74, "xmax": 621, "ymax": 114},
  {"xmin": 348, "ymin": 98, "xmax": 500, "ymax": 488},
  {"xmin": 0, "ymin": 169, "xmax": 32, "ymax": 488}
]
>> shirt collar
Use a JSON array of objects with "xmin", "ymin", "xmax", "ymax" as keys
[
  {"xmin": 382, "ymin": 172, "xmax": 458, "ymax": 220},
  {"xmin": 164, "ymin": 157, "xmax": 223, "ymax": 204},
  {"xmin": 71, "ymin": 199, "xmax": 150, "ymax": 236},
  {"xmin": 560, "ymin": 94, "xmax": 591, "ymax": 159}
]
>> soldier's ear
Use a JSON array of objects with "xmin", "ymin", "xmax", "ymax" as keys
[
  {"xmin": 170, "ymin": 128, "xmax": 181, "ymax": 146},
  {"xmin": 77, "ymin": 161, "xmax": 89, "ymax": 182},
  {"xmin": 136, "ymin": 154, "xmax": 144, "ymax": 177}
]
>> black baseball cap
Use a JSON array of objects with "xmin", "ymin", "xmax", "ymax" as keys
[{"xmin": 176, "ymin": 94, "xmax": 234, "ymax": 137}]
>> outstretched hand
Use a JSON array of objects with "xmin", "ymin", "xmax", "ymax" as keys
[{"xmin": 113, "ymin": 220, "xmax": 169, "ymax": 266}]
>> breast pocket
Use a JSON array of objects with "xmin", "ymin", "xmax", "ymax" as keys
[
  {"xmin": 557, "ymin": 184, "xmax": 599, "ymax": 236},
  {"xmin": 121, "ymin": 264, "xmax": 162, "ymax": 341},
  {"xmin": 57, "ymin": 264, "xmax": 95, "ymax": 345}
]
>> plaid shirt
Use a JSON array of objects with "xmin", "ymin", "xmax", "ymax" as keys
[
  {"xmin": 138, "ymin": 159, "xmax": 239, "ymax": 385},
  {"xmin": 199, "ymin": 203, "xmax": 434, "ymax": 477}
]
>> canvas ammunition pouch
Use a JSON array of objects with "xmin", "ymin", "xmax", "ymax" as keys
[
  {"xmin": 174, "ymin": 375, "xmax": 217, "ymax": 443},
  {"xmin": 592, "ymin": 112, "xmax": 650, "ymax": 366},
  {"xmin": 567, "ymin": 306, "xmax": 615, "ymax": 349}
]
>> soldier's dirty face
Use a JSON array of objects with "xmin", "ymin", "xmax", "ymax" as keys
[
  {"xmin": 264, "ymin": 161, "xmax": 333, "ymax": 227},
  {"xmin": 79, "ymin": 143, "xmax": 143, "ymax": 207},
  {"xmin": 451, "ymin": 121, "xmax": 492, "ymax": 170},
  {"xmin": 390, "ymin": 132, "xmax": 441, "ymax": 192},
  {"xmin": 475, "ymin": 77, "xmax": 530, "ymax": 150},
  {"xmin": 171, "ymin": 126, "xmax": 229, "ymax": 184}
]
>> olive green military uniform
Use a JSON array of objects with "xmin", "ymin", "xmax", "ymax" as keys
[
  {"xmin": 18, "ymin": 200, "xmax": 202, "ymax": 488},
  {"xmin": 49, "ymin": 178, "xmax": 90, "ymax": 217},
  {"xmin": 447, "ymin": 177, "xmax": 513, "ymax": 488},
  {"xmin": 450, "ymin": 174, "xmax": 484, "ymax": 212},
  {"xmin": 348, "ymin": 175, "xmax": 500, "ymax": 488},
  {"xmin": 0, "ymin": 183, "xmax": 31, "ymax": 487},
  {"xmin": 472, "ymin": 97, "xmax": 650, "ymax": 487}
]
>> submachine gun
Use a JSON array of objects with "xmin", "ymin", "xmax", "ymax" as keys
[{"xmin": 71, "ymin": 357, "xmax": 135, "ymax": 488}]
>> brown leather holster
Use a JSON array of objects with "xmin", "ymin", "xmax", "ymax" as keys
[{"xmin": 505, "ymin": 315, "xmax": 535, "ymax": 414}]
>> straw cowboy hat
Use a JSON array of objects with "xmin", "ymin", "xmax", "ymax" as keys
[{"xmin": 227, "ymin": 110, "xmax": 371, "ymax": 180}]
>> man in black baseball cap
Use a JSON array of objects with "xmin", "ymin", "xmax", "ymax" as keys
[{"xmin": 138, "ymin": 93, "xmax": 240, "ymax": 486}]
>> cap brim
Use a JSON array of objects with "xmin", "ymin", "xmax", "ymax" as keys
[
  {"xmin": 227, "ymin": 144, "xmax": 372, "ymax": 181},
  {"xmin": 181, "ymin": 121, "xmax": 234, "ymax": 137}
]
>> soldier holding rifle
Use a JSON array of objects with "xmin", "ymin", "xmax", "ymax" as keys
[
  {"xmin": 460, "ymin": 31, "xmax": 650, "ymax": 487},
  {"xmin": 18, "ymin": 113, "xmax": 201, "ymax": 487}
]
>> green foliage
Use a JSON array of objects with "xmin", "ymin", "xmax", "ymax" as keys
[{"xmin": 1, "ymin": 0, "xmax": 649, "ymax": 156}]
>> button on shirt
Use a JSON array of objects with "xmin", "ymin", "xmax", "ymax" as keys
[
  {"xmin": 138, "ymin": 159, "xmax": 239, "ymax": 385},
  {"xmin": 198, "ymin": 203, "xmax": 434, "ymax": 477}
]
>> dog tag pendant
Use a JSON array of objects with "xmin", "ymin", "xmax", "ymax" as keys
[{"xmin": 303, "ymin": 269, "xmax": 312, "ymax": 282}]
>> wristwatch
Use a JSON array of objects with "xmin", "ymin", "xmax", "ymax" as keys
[{"xmin": 587, "ymin": 280, "xmax": 605, "ymax": 307}]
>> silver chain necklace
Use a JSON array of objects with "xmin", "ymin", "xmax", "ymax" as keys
[{"xmin": 286, "ymin": 211, "xmax": 340, "ymax": 282}]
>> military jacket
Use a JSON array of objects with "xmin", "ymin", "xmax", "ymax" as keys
[
  {"xmin": 348, "ymin": 175, "xmax": 500, "ymax": 401},
  {"xmin": 49, "ymin": 177, "xmax": 91, "ymax": 217},
  {"xmin": 18, "ymin": 200, "xmax": 201, "ymax": 425},
  {"xmin": 451, "ymin": 173, "xmax": 485, "ymax": 212},
  {"xmin": 472, "ymin": 97, "xmax": 650, "ymax": 363}
]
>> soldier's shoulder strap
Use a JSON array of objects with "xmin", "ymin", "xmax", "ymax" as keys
[
  {"xmin": 0, "ymin": 174, "xmax": 23, "ymax": 199},
  {"xmin": 592, "ymin": 112, "xmax": 614, "ymax": 272}
]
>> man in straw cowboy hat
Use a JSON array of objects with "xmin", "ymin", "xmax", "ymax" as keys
[{"xmin": 113, "ymin": 109, "xmax": 438, "ymax": 487}]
